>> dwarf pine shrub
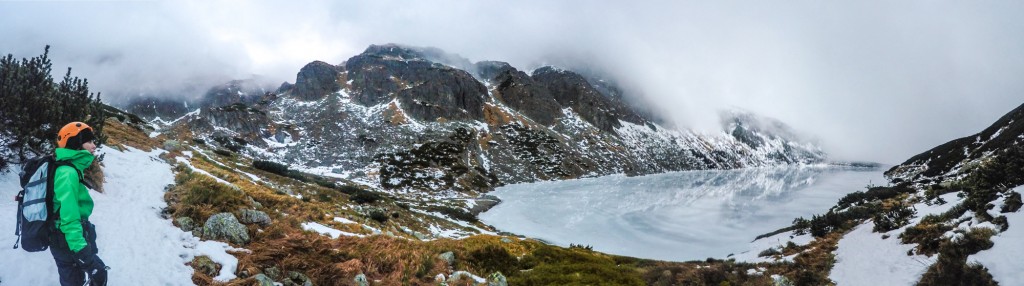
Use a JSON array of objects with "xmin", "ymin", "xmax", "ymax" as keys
[
  {"xmin": 253, "ymin": 160, "xmax": 289, "ymax": 176},
  {"xmin": 873, "ymin": 203, "xmax": 916, "ymax": 232}
]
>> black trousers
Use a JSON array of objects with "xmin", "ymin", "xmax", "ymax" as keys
[{"xmin": 49, "ymin": 222, "xmax": 107, "ymax": 286}]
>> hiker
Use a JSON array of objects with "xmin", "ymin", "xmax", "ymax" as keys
[{"xmin": 49, "ymin": 122, "xmax": 107, "ymax": 286}]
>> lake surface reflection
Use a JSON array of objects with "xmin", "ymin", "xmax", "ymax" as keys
[{"xmin": 479, "ymin": 166, "xmax": 885, "ymax": 261}]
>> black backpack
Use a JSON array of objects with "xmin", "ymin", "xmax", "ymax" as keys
[{"xmin": 13, "ymin": 155, "xmax": 79, "ymax": 252}]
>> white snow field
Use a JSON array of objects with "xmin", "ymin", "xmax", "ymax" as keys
[
  {"xmin": 480, "ymin": 166, "xmax": 884, "ymax": 261},
  {"xmin": 0, "ymin": 147, "xmax": 236, "ymax": 285},
  {"xmin": 969, "ymin": 186, "xmax": 1024, "ymax": 284}
]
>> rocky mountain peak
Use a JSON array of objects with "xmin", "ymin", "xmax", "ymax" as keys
[
  {"xmin": 138, "ymin": 43, "xmax": 831, "ymax": 196},
  {"xmin": 531, "ymin": 66, "xmax": 648, "ymax": 133},
  {"xmin": 292, "ymin": 60, "xmax": 342, "ymax": 101},
  {"xmin": 362, "ymin": 43, "xmax": 475, "ymax": 71}
]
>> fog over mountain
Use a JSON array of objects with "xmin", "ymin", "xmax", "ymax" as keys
[{"xmin": 2, "ymin": 1, "xmax": 1023, "ymax": 164}]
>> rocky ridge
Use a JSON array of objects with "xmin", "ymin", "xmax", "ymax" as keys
[
  {"xmin": 886, "ymin": 103, "xmax": 1024, "ymax": 185},
  {"xmin": 139, "ymin": 44, "xmax": 827, "ymax": 200}
]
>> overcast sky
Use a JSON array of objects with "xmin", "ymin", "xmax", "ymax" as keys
[{"xmin": 2, "ymin": 1, "xmax": 1023, "ymax": 164}]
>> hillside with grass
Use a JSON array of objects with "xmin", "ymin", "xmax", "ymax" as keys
[
  {"xmin": 744, "ymin": 103, "xmax": 1024, "ymax": 285},
  {"xmin": 110, "ymin": 114, "xmax": 839, "ymax": 285}
]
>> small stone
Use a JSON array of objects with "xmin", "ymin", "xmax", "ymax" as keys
[
  {"xmin": 354, "ymin": 273, "xmax": 369, "ymax": 286},
  {"xmin": 247, "ymin": 196, "xmax": 264, "ymax": 209},
  {"xmin": 447, "ymin": 271, "xmax": 475, "ymax": 283},
  {"xmin": 438, "ymin": 251, "xmax": 455, "ymax": 267},
  {"xmin": 238, "ymin": 209, "xmax": 272, "ymax": 226},
  {"xmin": 285, "ymin": 271, "xmax": 313, "ymax": 286},
  {"xmin": 163, "ymin": 139, "xmax": 181, "ymax": 151},
  {"xmin": 488, "ymin": 272, "xmax": 507, "ymax": 286},
  {"xmin": 254, "ymin": 274, "xmax": 276, "ymax": 286},
  {"xmin": 413, "ymin": 231, "xmax": 429, "ymax": 240},
  {"xmin": 264, "ymin": 267, "xmax": 281, "ymax": 280},
  {"xmin": 191, "ymin": 256, "xmax": 219, "ymax": 277},
  {"xmin": 500, "ymin": 237, "xmax": 512, "ymax": 243},
  {"xmin": 175, "ymin": 217, "xmax": 195, "ymax": 232}
]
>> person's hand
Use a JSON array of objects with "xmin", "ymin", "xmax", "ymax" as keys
[{"xmin": 73, "ymin": 246, "xmax": 108, "ymax": 275}]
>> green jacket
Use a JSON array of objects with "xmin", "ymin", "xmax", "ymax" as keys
[{"xmin": 53, "ymin": 148, "xmax": 95, "ymax": 253}]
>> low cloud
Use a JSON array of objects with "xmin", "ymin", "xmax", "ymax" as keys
[{"xmin": 2, "ymin": 1, "xmax": 1022, "ymax": 164}]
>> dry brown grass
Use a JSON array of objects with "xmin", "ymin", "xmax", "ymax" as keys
[
  {"xmin": 482, "ymin": 103, "xmax": 532, "ymax": 128},
  {"xmin": 385, "ymin": 102, "xmax": 409, "ymax": 125},
  {"xmin": 86, "ymin": 156, "xmax": 105, "ymax": 193},
  {"xmin": 101, "ymin": 117, "xmax": 161, "ymax": 151},
  {"xmin": 773, "ymin": 231, "xmax": 844, "ymax": 286}
]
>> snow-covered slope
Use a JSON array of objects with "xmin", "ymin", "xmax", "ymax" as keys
[
  {"xmin": 0, "ymin": 147, "xmax": 236, "ymax": 285},
  {"xmin": 969, "ymin": 185, "xmax": 1024, "ymax": 284}
]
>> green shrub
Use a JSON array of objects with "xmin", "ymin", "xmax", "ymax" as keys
[
  {"xmin": 873, "ymin": 203, "xmax": 916, "ymax": 232},
  {"xmin": 466, "ymin": 245, "xmax": 519, "ymax": 277},
  {"xmin": 426, "ymin": 206, "xmax": 477, "ymax": 222},
  {"xmin": 962, "ymin": 146, "xmax": 1024, "ymax": 191},
  {"xmin": 213, "ymin": 149, "xmax": 233, "ymax": 157},
  {"xmin": 916, "ymin": 229, "xmax": 998, "ymax": 286},
  {"xmin": 900, "ymin": 220, "xmax": 953, "ymax": 256},
  {"xmin": 1002, "ymin": 191, "xmax": 1022, "ymax": 213},
  {"xmin": 835, "ymin": 185, "xmax": 915, "ymax": 210},
  {"xmin": 0, "ymin": 46, "xmax": 106, "ymax": 170},
  {"xmin": 809, "ymin": 205, "xmax": 878, "ymax": 237},
  {"xmin": 350, "ymin": 190, "xmax": 384, "ymax": 204},
  {"xmin": 253, "ymin": 160, "xmax": 289, "ymax": 176},
  {"xmin": 368, "ymin": 209, "xmax": 388, "ymax": 223},
  {"xmin": 758, "ymin": 247, "xmax": 782, "ymax": 257},
  {"xmin": 569, "ymin": 243, "xmax": 593, "ymax": 251}
]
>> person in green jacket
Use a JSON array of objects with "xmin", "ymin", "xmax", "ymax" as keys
[{"xmin": 50, "ymin": 121, "xmax": 107, "ymax": 286}]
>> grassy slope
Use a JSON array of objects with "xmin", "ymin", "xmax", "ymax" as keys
[{"xmin": 105, "ymin": 116, "xmax": 837, "ymax": 285}]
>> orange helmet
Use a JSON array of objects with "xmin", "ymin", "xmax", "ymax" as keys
[{"xmin": 57, "ymin": 122, "xmax": 95, "ymax": 149}]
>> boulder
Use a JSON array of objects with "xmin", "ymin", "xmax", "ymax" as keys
[
  {"xmin": 253, "ymin": 274, "xmax": 276, "ymax": 286},
  {"xmin": 438, "ymin": 251, "xmax": 456, "ymax": 268},
  {"xmin": 238, "ymin": 209, "xmax": 272, "ymax": 227},
  {"xmin": 202, "ymin": 213, "xmax": 251, "ymax": 245}
]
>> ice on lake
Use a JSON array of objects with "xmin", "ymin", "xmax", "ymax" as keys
[{"xmin": 479, "ymin": 166, "xmax": 885, "ymax": 261}]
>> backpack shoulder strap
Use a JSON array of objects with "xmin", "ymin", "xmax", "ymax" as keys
[{"xmin": 53, "ymin": 160, "xmax": 83, "ymax": 183}]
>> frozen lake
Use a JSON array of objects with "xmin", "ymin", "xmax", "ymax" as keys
[{"xmin": 479, "ymin": 166, "xmax": 885, "ymax": 261}]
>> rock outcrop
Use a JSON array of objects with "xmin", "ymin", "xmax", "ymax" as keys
[
  {"xmin": 293, "ymin": 61, "xmax": 341, "ymax": 101},
  {"xmin": 202, "ymin": 213, "xmax": 251, "ymax": 245},
  {"xmin": 476, "ymin": 61, "xmax": 561, "ymax": 126}
]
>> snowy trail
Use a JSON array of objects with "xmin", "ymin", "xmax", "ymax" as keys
[{"xmin": 1, "ymin": 147, "xmax": 234, "ymax": 285}]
